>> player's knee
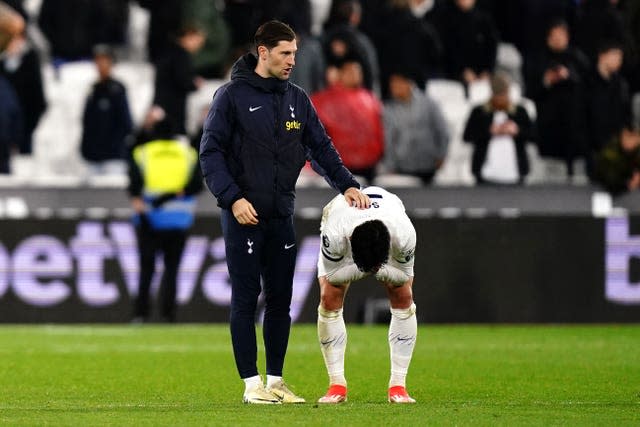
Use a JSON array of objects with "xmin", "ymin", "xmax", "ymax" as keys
[
  {"xmin": 319, "ymin": 293, "xmax": 343, "ymax": 311},
  {"xmin": 318, "ymin": 304, "xmax": 343, "ymax": 319},
  {"xmin": 388, "ymin": 287, "xmax": 413, "ymax": 309},
  {"xmin": 390, "ymin": 302, "xmax": 416, "ymax": 320}
]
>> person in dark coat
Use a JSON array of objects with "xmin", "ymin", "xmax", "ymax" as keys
[
  {"xmin": 574, "ymin": 0, "xmax": 628, "ymax": 63},
  {"xmin": 463, "ymin": 71, "xmax": 532, "ymax": 185},
  {"xmin": 439, "ymin": 0, "xmax": 499, "ymax": 86},
  {"xmin": 80, "ymin": 45, "xmax": 133, "ymax": 171},
  {"xmin": 38, "ymin": 0, "xmax": 107, "ymax": 63},
  {"xmin": 0, "ymin": 74, "xmax": 22, "ymax": 173},
  {"xmin": 524, "ymin": 19, "xmax": 590, "ymax": 177},
  {"xmin": 0, "ymin": 31, "xmax": 46, "ymax": 154},
  {"xmin": 152, "ymin": 25, "xmax": 205, "ymax": 136},
  {"xmin": 135, "ymin": 0, "xmax": 182, "ymax": 63},
  {"xmin": 585, "ymin": 40, "xmax": 632, "ymax": 178},
  {"xmin": 362, "ymin": 0, "xmax": 442, "ymax": 99}
]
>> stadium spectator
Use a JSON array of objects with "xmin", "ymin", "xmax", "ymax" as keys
[
  {"xmin": 574, "ymin": 0, "xmax": 639, "ymax": 96},
  {"xmin": 267, "ymin": 0, "xmax": 325, "ymax": 95},
  {"xmin": 585, "ymin": 41, "xmax": 632, "ymax": 179},
  {"xmin": 463, "ymin": 71, "xmax": 532, "ymax": 185},
  {"xmin": 128, "ymin": 110, "xmax": 203, "ymax": 323},
  {"xmin": 199, "ymin": 20, "xmax": 369, "ymax": 404},
  {"xmin": 476, "ymin": 0, "xmax": 577, "ymax": 58},
  {"xmin": 182, "ymin": 0, "xmax": 231, "ymax": 78},
  {"xmin": 383, "ymin": 71, "xmax": 449, "ymax": 184},
  {"xmin": 594, "ymin": 126, "xmax": 640, "ymax": 194},
  {"xmin": 622, "ymin": 0, "xmax": 640, "ymax": 93},
  {"xmin": 361, "ymin": 0, "xmax": 442, "ymax": 98},
  {"xmin": 98, "ymin": 0, "xmax": 129, "ymax": 49},
  {"xmin": 0, "ymin": 1, "xmax": 23, "ymax": 54},
  {"xmin": 38, "ymin": 0, "xmax": 115, "ymax": 65},
  {"xmin": 311, "ymin": 56, "xmax": 385, "ymax": 184},
  {"xmin": 574, "ymin": 0, "xmax": 628, "ymax": 63},
  {"xmin": 152, "ymin": 25, "xmax": 205, "ymax": 136},
  {"xmin": 321, "ymin": 0, "xmax": 380, "ymax": 94},
  {"xmin": 0, "ymin": 30, "xmax": 46, "ymax": 155},
  {"xmin": 0, "ymin": 73, "xmax": 22, "ymax": 173},
  {"xmin": 80, "ymin": 45, "xmax": 133, "ymax": 175},
  {"xmin": 135, "ymin": 0, "xmax": 182, "ymax": 64},
  {"xmin": 135, "ymin": 1, "xmax": 230, "ymax": 76},
  {"xmin": 524, "ymin": 19, "xmax": 590, "ymax": 178},
  {"xmin": 409, "ymin": 0, "xmax": 446, "ymax": 27},
  {"xmin": 439, "ymin": 0, "xmax": 498, "ymax": 87},
  {"xmin": 315, "ymin": 186, "xmax": 417, "ymax": 404},
  {"xmin": 223, "ymin": 0, "xmax": 263, "ymax": 60}
]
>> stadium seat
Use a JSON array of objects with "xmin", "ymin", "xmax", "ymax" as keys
[
  {"xmin": 468, "ymin": 79, "xmax": 491, "ymax": 104},
  {"xmin": 426, "ymin": 79, "xmax": 466, "ymax": 104},
  {"xmin": 187, "ymin": 79, "xmax": 225, "ymax": 134}
]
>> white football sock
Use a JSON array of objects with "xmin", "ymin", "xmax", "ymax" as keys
[
  {"xmin": 388, "ymin": 303, "xmax": 417, "ymax": 388},
  {"xmin": 266, "ymin": 375, "xmax": 282, "ymax": 388},
  {"xmin": 317, "ymin": 305, "xmax": 347, "ymax": 386},
  {"xmin": 243, "ymin": 375, "xmax": 262, "ymax": 392}
]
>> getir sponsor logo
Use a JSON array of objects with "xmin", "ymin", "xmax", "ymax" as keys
[
  {"xmin": 0, "ymin": 221, "xmax": 320, "ymax": 321},
  {"xmin": 285, "ymin": 120, "xmax": 301, "ymax": 131}
]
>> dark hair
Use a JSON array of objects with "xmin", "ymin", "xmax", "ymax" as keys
[
  {"xmin": 93, "ymin": 44, "xmax": 114, "ymax": 59},
  {"xmin": 325, "ymin": 0, "xmax": 361, "ymax": 29},
  {"xmin": 254, "ymin": 20, "xmax": 296, "ymax": 55},
  {"xmin": 351, "ymin": 220, "xmax": 390, "ymax": 273},
  {"xmin": 326, "ymin": 50, "xmax": 364, "ymax": 69},
  {"xmin": 596, "ymin": 39, "xmax": 623, "ymax": 55},
  {"xmin": 546, "ymin": 18, "xmax": 568, "ymax": 36}
]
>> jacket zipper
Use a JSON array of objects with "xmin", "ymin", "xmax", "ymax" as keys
[{"xmin": 272, "ymin": 93, "xmax": 280, "ymax": 215}]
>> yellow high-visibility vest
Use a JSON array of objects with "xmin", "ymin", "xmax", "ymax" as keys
[{"xmin": 133, "ymin": 140, "xmax": 197, "ymax": 194}]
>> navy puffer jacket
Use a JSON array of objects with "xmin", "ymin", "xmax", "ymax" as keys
[{"xmin": 200, "ymin": 53, "xmax": 359, "ymax": 218}]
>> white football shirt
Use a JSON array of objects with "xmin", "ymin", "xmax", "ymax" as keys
[{"xmin": 317, "ymin": 186, "xmax": 416, "ymax": 284}]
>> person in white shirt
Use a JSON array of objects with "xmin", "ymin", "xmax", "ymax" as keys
[{"xmin": 316, "ymin": 186, "xmax": 417, "ymax": 404}]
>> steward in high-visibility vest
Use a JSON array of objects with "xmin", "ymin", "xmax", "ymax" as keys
[
  {"xmin": 129, "ymin": 138, "xmax": 202, "ymax": 229},
  {"xmin": 127, "ymin": 123, "xmax": 203, "ymax": 322}
]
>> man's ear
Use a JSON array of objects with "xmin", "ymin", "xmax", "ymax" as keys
[{"xmin": 257, "ymin": 45, "xmax": 268, "ymax": 61}]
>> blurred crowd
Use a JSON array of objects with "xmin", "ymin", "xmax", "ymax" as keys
[{"xmin": 1, "ymin": 0, "xmax": 640, "ymax": 193}]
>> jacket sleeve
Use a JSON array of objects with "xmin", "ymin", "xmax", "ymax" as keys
[
  {"xmin": 513, "ymin": 106, "xmax": 532, "ymax": 178},
  {"xmin": 199, "ymin": 86, "xmax": 243, "ymax": 209},
  {"xmin": 127, "ymin": 145, "xmax": 143, "ymax": 197},
  {"xmin": 302, "ymin": 96, "xmax": 360, "ymax": 193},
  {"xmin": 463, "ymin": 106, "xmax": 491, "ymax": 143}
]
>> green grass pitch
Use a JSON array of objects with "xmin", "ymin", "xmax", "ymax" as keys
[{"xmin": 0, "ymin": 324, "xmax": 638, "ymax": 426}]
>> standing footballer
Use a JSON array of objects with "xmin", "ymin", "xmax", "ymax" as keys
[{"xmin": 316, "ymin": 186, "xmax": 417, "ymax": 404}]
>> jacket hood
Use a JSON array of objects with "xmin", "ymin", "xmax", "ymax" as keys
[{"xmin": 230, "ymin": 53, "xmax": 289, "ymax": 94}]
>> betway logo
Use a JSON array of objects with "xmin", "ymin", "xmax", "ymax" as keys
[
  {"xmin": 605, "ymin": 217, "xmax": 640, "ymax": 304},
  {"xmin": 0, "ymin": 221, "xmax": 320, "ymax": 321}
]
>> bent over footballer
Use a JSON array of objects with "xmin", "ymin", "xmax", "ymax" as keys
[{"xmin": 316, "ymin": 186, "xmax": 417, "ymax": 404}]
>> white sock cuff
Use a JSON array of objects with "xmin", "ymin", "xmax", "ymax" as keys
[
  {"xmin": 390, "ymin": 303, "xmax": 416, "ymax": 320},
  {"xmin": 318, "ymin": 305, "xmax": 343, "ymax": 319},
  {"xmin": 243, "ymin": 375, "xmax": 263, "ymax": 389},
  {"xmin": 266, "ymin": 375, "xmax": 282, "ymax": 387}
]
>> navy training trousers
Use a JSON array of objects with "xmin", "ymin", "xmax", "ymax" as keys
[{"xmin": 221, "ymin": 209, "xmax": 297, "ymax": 379}]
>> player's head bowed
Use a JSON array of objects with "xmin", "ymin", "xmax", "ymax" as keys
[{"xmin": 351, "ymin": 220, "xmax": 390, "ymax": 274}]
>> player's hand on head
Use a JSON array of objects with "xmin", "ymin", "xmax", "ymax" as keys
[
  {"xmin": 344, "ymin": 187, "xmax": 370, "ymax": 209},
  {"xmin": 232, "ymin": 198, "xmax": 259, "ymax": 225}
]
